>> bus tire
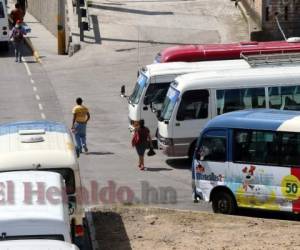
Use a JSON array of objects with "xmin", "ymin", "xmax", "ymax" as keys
[{"xmin": 212, "ymin": 191, "xmax": 236, "ymax": 214}]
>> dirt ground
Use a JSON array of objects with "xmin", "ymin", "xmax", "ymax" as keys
[{"xmin": 90, "ymin": 205, "xmax": 300, "ymax": 250}]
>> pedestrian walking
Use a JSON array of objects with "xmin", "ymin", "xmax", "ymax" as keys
[
  {"xmin": 72, "ymin": 97, "xmax": 90, "ymax": 157},
  {"xmin": 10, "ymin": 20, "xmax": 26, "ymax": 63},
  {"xmin": 9, "ymin": 3, "xmax": 24, "ymax": 26},
  {"xmin": 17, "ymin": 0, "xmax": 27, "ymax": 16},
  {"xmin": 131, "ymin": 120, "xmax": 153, "ymax": 171}
]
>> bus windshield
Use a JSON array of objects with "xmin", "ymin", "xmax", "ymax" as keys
[
  {"xmin": 129, "ymin": 73, "xmax": 148, "ymax": 104},
  {"xmin": 160, "ymin": 87, "xmax": 180, "ymax": 121}
]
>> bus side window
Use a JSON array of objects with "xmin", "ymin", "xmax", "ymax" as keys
[
  {"xmin": 217, "ymin": 87, "xmax": 266, "ymax": 115},
  {"xmin": 268, "ymin": 86, "xmax": 300, "ymax": 110},
  {"xmin": 177, "ymin": 90, "xmax": 209, "ymax": 120},
  {"xmin": 281, "ymin": 133, "xmax": 300, "ymax": 166},
  {"xmin": 198, "ymin": 130, "xmax": 227, "ymax": 162},
  {"xmin": 233, "ymin": 129, "xmax": 279, "ymax": 165}
]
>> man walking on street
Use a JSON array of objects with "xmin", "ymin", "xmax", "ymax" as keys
[{"xmin": 72, "ymin": 97, "xmax": 90, "ymax": 157}]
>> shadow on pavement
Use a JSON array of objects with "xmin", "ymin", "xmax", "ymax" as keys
[
  {"xmin": 0, "ymin": 41, "xmax": 32, "ymax": 58},
  {"xmin": 73, "ymin": 33, "xmax": 188, "ymax": 46},
  {"xmin": 145, "ymin": 167, "xmax": 172, "ymax": 172},
  {"xmin": 237, "ymin": 208, "xmax": 300, "ymax": 221},
  {"xmin": 166, "ymin": 158, "xmax": 191, "ymax": 170},
  {"xmin": 86, "ymin": 151, "xmax": 114, "ymax": 156},
  {"xmin": 90, "ymin": 15, "xmax": 102, "ymax": 44},
  {"xmin": 89, "ymin": 4, "xmax": 173, "ymax": 16},
  {"xmin": 92, "ymin": 211, "xmax": 132, "ymax": 250}
]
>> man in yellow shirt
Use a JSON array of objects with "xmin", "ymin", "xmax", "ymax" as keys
[{"xmin": 72, "ymin": 97, "xmax": 90, "ymax": 157}]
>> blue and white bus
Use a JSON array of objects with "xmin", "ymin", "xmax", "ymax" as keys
[{"xmin": 193, "ymin": 109, "xmax": 300, "ymax": 214}]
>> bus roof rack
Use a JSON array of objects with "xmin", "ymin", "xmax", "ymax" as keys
[{"xmin": 241, "ymin": 50, "xmax": 300, "ymax": 67}]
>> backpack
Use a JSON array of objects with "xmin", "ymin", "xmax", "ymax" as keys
[{"xmin": 13, "ymin": 29, "xmax": 23, "ymax": 41}]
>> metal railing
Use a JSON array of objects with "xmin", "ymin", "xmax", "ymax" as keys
[{"xmin": 241, "ymin": 50, "xmax": 300, "ymax": 67}]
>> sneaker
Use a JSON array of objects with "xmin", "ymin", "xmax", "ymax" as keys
[
  {"xmin": 15, "ymin": 58, "xmax": 18, "ymax": 62},
  {"xmin": 83, "ymin": 145, "xmax": 88, "ymax": 153}
]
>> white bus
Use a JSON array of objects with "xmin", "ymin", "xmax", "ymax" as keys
[
  {"xmin": 121, "ymin": 60, "xmax": 251, "ymax": 137},
  {"xmin": 0, "ymin": 120, "xmax": 85, "ymax": 239},
  {"xmin": 157, "ymin": 64, "xmax": 300, "ymax": 159},
  {"xmin": 0, "ymin": 171, "xmax": 72, "ymax": 242},
  {"xmin": 0, "ymin": 240, "xmax": 79, "ymax": 250},
  {"xmin": 0, "ymin": 0, "xmax": 9, "ymax": 48}
]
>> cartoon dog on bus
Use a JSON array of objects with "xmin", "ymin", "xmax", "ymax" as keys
[
  {"xmin": 237, "ymin": 165, "xmax": 279, "ymax": 209},
  {"xmin": 242, "ymin": 165, "xmax": 256, "ymax": 191}
]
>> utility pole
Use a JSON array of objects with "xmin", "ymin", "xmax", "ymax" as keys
[{"xmin": 57, "ymin": 0, "xmax": 66, "ymax": 54}]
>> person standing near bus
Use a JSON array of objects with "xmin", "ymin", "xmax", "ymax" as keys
[
  {"xmin": 71, "ymin": 97, "xmax": 90, "ymax": 157},
  {"xmin": 17, "ymin": 0, "xmax": 27, "ymax": 16},
  {"xmin": 9, "ymin": 3, "xmax": 24, "ymax": 26},
  {"xmin": 131, "ymin": 120, "xmax": 153, "ymax": 170}
]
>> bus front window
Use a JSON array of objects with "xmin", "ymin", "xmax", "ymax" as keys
[
  {"xmin": 129, "ymin": 73, "xmax": 148, "ymax": 104},
  {"xmin": 160, "ymin": 87, "xmax": 180, "ymax": 121}
]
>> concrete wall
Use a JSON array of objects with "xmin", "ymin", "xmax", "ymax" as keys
[
  {"xmin": 242, "ymin": 0, "xmax": 300, "ymax": 40},
  {"xmin": 27, "ymin": 0, "xmax": 58, "ymax": 37},
  {"xmin": 262, "ymin": 0, "xmax": 300, "ymax": 40}
]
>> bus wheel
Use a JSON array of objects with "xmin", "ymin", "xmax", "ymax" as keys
[{"xmin": 212, "ymin": 191, "xmax": 236, "ymax": 214}]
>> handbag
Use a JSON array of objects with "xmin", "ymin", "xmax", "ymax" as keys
[
  {"xmin": 147, "ymin": 147, "xmax": 156, "ymax": 156},
  {"xmin": 131, "ymin": 131, "xmax": 140, "ymax": 147}
]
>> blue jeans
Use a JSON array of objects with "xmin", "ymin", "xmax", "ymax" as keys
[{"xmin": 74, "ymin": 122, "xmax": 87, "ymax": 153}]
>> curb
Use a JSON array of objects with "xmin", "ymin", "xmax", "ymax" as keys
[{"xmin": 24, "ymin": 36, "xmax": 41, "ymax": 64}]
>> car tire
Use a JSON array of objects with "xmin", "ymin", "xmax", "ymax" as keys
[{"xmin": 212, "ymin": 191, "xmax": 236, "ymax": 214}]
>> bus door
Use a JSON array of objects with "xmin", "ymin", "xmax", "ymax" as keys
[
  {"xmin": 194, "ymin": 129, "xmax": 228, "ymax": 198},
  {"xmin": 172, "ymin": 89, "xmax": 210, "ymax": 155}
]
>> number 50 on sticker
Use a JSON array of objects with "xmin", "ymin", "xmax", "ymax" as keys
[{"xmin": 281, "ymin": 175, "xmax": 300, "ymax": 201}]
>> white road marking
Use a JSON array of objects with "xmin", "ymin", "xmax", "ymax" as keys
[
  {"xmin": 22, "ymin": 57, "xmax": 47, "ymax": 121},
  {"xmin": 23, "ymin": 58, "xmax": 32, "ymax": 76}
]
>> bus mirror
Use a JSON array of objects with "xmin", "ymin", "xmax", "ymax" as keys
[
  {"xmin": 121, "ymin": 85, "xmax": 126, "ymax": 98},
  {"xmin": 156, "ymin": 110, "xmax": 161, "ymax": 118}
]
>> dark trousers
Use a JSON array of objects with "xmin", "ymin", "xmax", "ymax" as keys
[{"xmin": 13, "ymin": 40, "xmax": 24, "ymax": 61}]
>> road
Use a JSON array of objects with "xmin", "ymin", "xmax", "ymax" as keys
[{"xmin": 1, "ymin": 0, "xmax": 248, "ymax": 212}]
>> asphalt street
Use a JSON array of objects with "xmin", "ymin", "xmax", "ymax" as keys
[{"xmin": 1, "ymin": 0, "xmax": 248, "ymax": 211}]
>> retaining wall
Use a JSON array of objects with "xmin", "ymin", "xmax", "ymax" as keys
[{"xmin": 27, "ymin": 0, "xmax": 58, "ymax": 37}]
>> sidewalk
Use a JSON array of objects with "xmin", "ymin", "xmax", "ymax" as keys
[{"xmin": 23, "ymin": 12, "xmax": 57, "ymax": 63}]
